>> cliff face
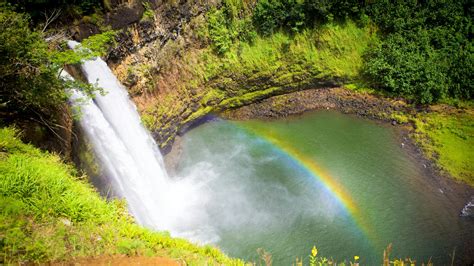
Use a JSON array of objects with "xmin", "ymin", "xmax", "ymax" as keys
[
  {"xmin": 70, "ymin": 0, "xmax": 218, "ymax": 151},
  {"xmin": 68, "ymin": 1, "xmax": 368, "ymax": 151}
]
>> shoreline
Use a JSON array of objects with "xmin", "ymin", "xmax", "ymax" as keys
[{"xmin": 165, "ymin": 87, "xmax": 473, "ymax": 213}]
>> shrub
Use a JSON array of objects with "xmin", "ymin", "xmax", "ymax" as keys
[
  {"xmin": 207, "ymin": 8, "xmax": 233, "ymax": 54},
  {"xmin": 0, "ymin": 7, "xmax": 65, "ymax": 114},
  {"xmin": 363, "ymin": 33, "xmax": 449, "ymax": 104},
  {"xmin": 364, "ymin": 0, "xmax": 473, "ymax": 103}
]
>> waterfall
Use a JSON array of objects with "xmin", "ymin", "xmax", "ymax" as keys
[
  {"xmin": 62, "ymin": 71, "xmax": 154, "ymax": 225},
  {"xmin": 64, "ymin": 41, "xmax": 212, "ymax": 239}
]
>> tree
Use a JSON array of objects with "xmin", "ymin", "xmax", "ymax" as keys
[
  {"xmin": 0, "ymin": 6, "xmax": 65, "ymax": 115},
  {"xmin": 0, "ymin": 4, "xmax": 115, "ymax": 135},
  {"xmin": 364, "ymin": 0, "xmax": 473, "ymax": 103}
]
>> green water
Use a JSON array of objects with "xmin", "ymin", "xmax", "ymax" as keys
[{"xmin": 175, "ymin": 111, "xmax": 473, "ymax": 265}]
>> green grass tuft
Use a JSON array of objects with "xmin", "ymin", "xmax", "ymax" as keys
[
  {"xmin": 412, "ymin": 110, "xmax": 474, "ymax": 186},
  {"xmin": 0, "ymin": 127, "xmax": 245, "ymax": 265},
  {"xmin": 199, "ymin": 20, "xmax": 377, "ymax": 92},
  {"xmin": 142, "ymin": 21, "xmax": 377, "ymax": 138}
]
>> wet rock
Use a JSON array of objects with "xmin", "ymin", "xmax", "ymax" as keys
[
  {"xmin": 460, "ymin": 196, "xmax": 474, "ymax": 217},
  {"xmin": 124, "ymin": 72, "xmax": 138, "ymax": 87},
  {"xmin": 71, "ymin": 23, "xmax": 101, "ymax": 41},
  {"xmin": 105, "ymin": 4, "xmax": 144, "ymax": 30}
]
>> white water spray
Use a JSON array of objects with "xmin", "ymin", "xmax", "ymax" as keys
[
  {"xmin": 64, "ymin": 41, "xmax": 323, "ymax": 246},
  {"xmin": 64, "ymin": 41, "xmax": 213, "ymax": 240},
  {"xmin": 63, "ymin": 50, "xmax": 474, "ymax": 263}
]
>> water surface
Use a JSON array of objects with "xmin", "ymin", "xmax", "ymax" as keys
[{"xmin": 175, "ymin": 111, "xmax": 473, "ymax": 265}]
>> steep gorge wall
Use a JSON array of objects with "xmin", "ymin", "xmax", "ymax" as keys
[
  {"xmin": 68, "ymin": 1, "xmax": 360, "ymax": 151},
  {"xmin": 71, "ymin": 0, "xmax": 219, "ymax": 151}
]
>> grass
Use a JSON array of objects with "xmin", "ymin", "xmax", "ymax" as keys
[
  {"xmin": 141, "ymin": 21, "xmax": 377, "ymax": 147},
  {"xmin": 198, "ymin": 20, "xmax": 377, "ymax": 97},
  {"xmin": 0, "ymin": 127, "xmax": 245, "ymax": 265},
  {"xmin": 0, "ymin": 126, "xmax": 458, "ymax": 265},
  {"xmin": 138, "ymin": 18, "xmax": 473, "ymax": 188},
  {"xmin": 411, "ymin": 107, "xmax": 474, "ymax": 186},
  {"xmin": 141, "ymin": 1, "xmax": 155, "ymax": 22},
  {"xmin": 371, "ymin": 101, "xmax": 474, "ymax": 186}
]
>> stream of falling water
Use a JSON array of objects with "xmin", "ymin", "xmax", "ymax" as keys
[{"xmin": 64, "ymin": 41, "xmax": 216, "ymax": 242}]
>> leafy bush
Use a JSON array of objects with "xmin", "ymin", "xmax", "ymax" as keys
[
  {"xmin": 0, "ymin": 7, "xmax": 65, "ymax": 113},
  {"xmin": 363, "ymin": 33, "xmax": 449, "ymax": 104},
  {"xmin": 364, "ymin": 0, "xmax": 473, "ymax": 103},
  {"xmin": 207, "ymin": 8, "xmax": 233, "ymax": 54},
  {"xmin": 206, "ymin": 4, "xmax": 257, "ymax": 55},
  {"xmin": 0, "ymin": 5, "xmax": 115, "ymax": 127},
  {"xmin": 252, "ymin": 0, "xmax": 306, "ymax": 35},
  {"xmin": 252, "ymin": 0, "xmax": 366, "ymax": 35}
]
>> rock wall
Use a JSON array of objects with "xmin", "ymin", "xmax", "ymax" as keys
[
  {"xmin": 65, "ymin": 1, "xmax": 359, "ymax": 152},
  {"xmin": 68, "ymin": 1, "xmax": 218, "ymax": 148}
]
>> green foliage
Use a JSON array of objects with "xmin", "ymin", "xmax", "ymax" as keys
[
  {"xmin": 207, "ymin": 8, "xmax": 233, "ymax": 54},
  {"xmin": 141, "ymin": 1, "xmax": 155, "ymax": 22},
  {"xmin": 252, "ymin": 0, "xmax": 306, "ymax": 35},
  {"xmin": 252, "ymin": 0, "xmax": 366, "ymax": 35},
  {"xmin": 234, "ymin": 17, "xmax": 258, "ymax": 43},
  {"xmin": 221, "ymin": 0, "xmax": 245, "ymax": 20},
  {"xmin": 79, "ymin": 30, "xmax": 116, "ymax": 57},
  {"xmin": 411, "ymin": 109, "xmax": 474, "ymax": 186},
  {"xmin": 0, "ymin": 5, "xmax": 115, "ymax": 125},
  {"xmin": 363, "ymin": 0, "xmax": 473, "ymax": 103},
  {"xmin": 363, "ymin": 33, "xmax": 448, "ymax": 104},
  {"xmin": 0, "ymin": 7, "xmax": 65, "ymax": 113},
  {"xmin": 0, "ymin": 127, "xmax": 245, "ymax": 264},
  {"xmin": 205, "ymin": 1, "xmax": 256, "ymax": 55}
]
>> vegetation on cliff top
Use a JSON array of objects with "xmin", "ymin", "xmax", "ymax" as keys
[
  {"xmin": 247, "ymin": 0, "xmax": 473, "ymax": 104},
  {"xmin": 197, "ymin": 0, "xmax": 471, "ymax": 103},
  {"xmin": 0, "ymin": 127, "xmax": 244, "ymax": 265},
  {"xmin": 135, "ymin": 0, "xmax": 472, "ymax": 185},
  {"xmin": 0, "ymin": 5, "xmax": 115, "ymax": 123},
  {"xmin": 0, "ymin": 0, "xmax": 472, "ymax": 263},
  {"xmin": 363, "ymin": 1, "xmax": 472, "ymax": 104}
]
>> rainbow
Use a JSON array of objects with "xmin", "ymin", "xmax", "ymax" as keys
[{"xmin": 236, "ymin": 122, "xmax": 379, "ymax": 246}]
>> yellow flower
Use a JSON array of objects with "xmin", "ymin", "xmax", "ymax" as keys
[
  {"xmin": 311, "ymin": 246, "xmax": 318, "ymax": 257},
  {"xmin": 354, "ymin": 256, "xmax": 360, "ymax": 260}
]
